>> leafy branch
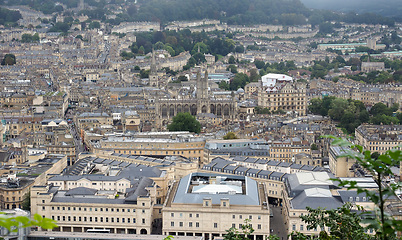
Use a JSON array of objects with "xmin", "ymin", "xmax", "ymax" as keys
[
  {"xmin": 322, "ymin": 135, "xmax": 402, "ymax": 240},
  {"xmin": 0, "ymin": 213, "xmax": 57, "ymax": 234}
]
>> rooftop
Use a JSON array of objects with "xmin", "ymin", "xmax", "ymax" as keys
[{"xmin": 172, "ymin": 172, "xmax": 260, "ymax": 206}]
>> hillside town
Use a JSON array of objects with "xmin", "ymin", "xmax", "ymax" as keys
[{"xmin": 0, "ymin": 1, "xmax": 401, "ymax": 240}]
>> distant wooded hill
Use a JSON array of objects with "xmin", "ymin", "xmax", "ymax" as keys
[{"xmin": 301, "ymin": 0, "xmax": 402, "ymax": 18}]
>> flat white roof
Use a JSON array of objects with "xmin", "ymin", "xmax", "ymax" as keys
[{"xmin": 193, "ymin": 184, "xmax": 242, "ymax": 194}]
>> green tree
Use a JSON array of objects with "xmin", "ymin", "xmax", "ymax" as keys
[
  {"xmin": 0, "ymin": 213, "xmax": 57, "ymax": 235},
  {"xmin": 177, "ymin": 75, "xmax": 188, "ymax": 82},
  {"xmin": 254, "ymin": 60, "xmax": 265, "ymax": 69},
  {"xmin": 255, "ymin": 106, "xmax": 270, "ymax": 114},
  {"xmin": 228, "ymin": 55, "xmax": 236, "ymax": 64},
  {"xmin": 326, "ymin": 137, "xmax": 402, "ymax": 240},
  {"xmin": 292, "ymin": 137, "xmax": 402, "ymax": 240},
  {"xmin": 319, "ymin": 22, "xmax": 334, "ymax": 34},
  {"xmin": 292, "ymin": 203, "xmax": 372, "ymax": 240},
  {"xmin": 234, "ymin": 45, "xmax": 244, "ymax": 53},
  {"xmin": 223, "ymin": 132, "xmax": 238, "ymax": 140},
  {"xmin": 227, "ymin": 64, "xmax": 238, "ymax": 74},
  {"xmin": 1, "ymin": 54, "xmax": 16, "ymax": 65},
  {"xmin": 249, "ymin": 68, "xmax": 260, "ymax": 82},
  {"xmin": 328, "ymin": 98, "xmax": 348, "ymax": 120},
  {"xmin": 88, "ymin": 21, "xmax": 100, "ymax": 29},
  {"xmin": 21, "ymin": 192, "xmax": 30, "ymax": 211},
  {"xmin": 192, "ymin": 42, "xmax": 209, "ymax": 54},
  {"xmin": 229, "ymin": 73, "xmax": 249, "ymax": 90},
  {"xmin": 370, "ymin": 102, "xmax": 393, "ymax": 116},
  {"xmin": 219, "ymin": 81, "xmax": 230, "ymax": 90},
  {"xmin": 310, "ymin": 143, "xmax": 318, "ymax": 150},
  {"xmin": 167, "ymin": 112, "xmax": 201, "ymax": 133},
  {"xmin": 192, "ymin": 52, "xmax": 206, "ymax": 65},
  {"xmin": 224, "ymin": 219, "xmax": 254, "ymax": 240}
]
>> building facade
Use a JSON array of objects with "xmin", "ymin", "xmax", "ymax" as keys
[
  {"xmin": 156, "ymin": 69, "xmax": 237, "ymax": 127},
  {"xmin": 162, "ymin": 172, "xmax": 270, "ymax": 240},
  {"xmin": 257, "ymin": 74, "xmax": 307, "ymax": 116}
]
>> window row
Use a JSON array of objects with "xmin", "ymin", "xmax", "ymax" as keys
[
  {"xmin": 48, "ymin": 206, "xmax": 143, "ymax": 213},
  {"xmin": 52, "ymin": 216, "xmax": 146, "ymax": 224},
  {"xmin": 169, "ymin": 222, "xmax": 262, "ymax": 230},
  {"xmin": 169, "ymin": 213, "xmax": 262, "ymax": 220}
]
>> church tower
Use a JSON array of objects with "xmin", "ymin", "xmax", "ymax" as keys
[
  {"xmin": 196, "ymin": 68, "xmax": 208, "ymax": 99},
  {"xmin": 149, "ymin": 49, "xmax": 158, "ymax": 87}
]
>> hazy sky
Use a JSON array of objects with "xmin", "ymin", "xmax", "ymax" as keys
[{"xmin": 300, "ymin": 0, "xmax": 402, "ymax": 17}]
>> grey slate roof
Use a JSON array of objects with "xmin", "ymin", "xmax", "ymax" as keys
[
  {"xmin": 291, "ymin": 188, "xmax": 343, "ymax": 210},
  {"xmin": 65, "ymin": 187, "xmax": 97, "ymax": 196}
]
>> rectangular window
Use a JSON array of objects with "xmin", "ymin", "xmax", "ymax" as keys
[
  {"xmin": 133, "ymin": 218, "xmax": 136, "ymax": 223},
  {"xmin": 232, "ymin": 224, "xmax": 236, "ymax": 228},
  {"xmin": 106, "ymin": 217, "xmax": 108, "ymax": 222},
  {"xmin": 300, "ymin": 225, "xmax": 304, "ymax": 231},
  {"xmin": 189, "ymin": 213, "xmax": 192, "ymax": 218},
  {"xmin": 171, "ymin": 213, "xmax": 174, "ymax": 217},
  {"xmin": 292, "ymin": 224, "xmax": 296, "ymax": 231},
  {"xmin": 258, "ymin": 224, "xmax": 261, "ymax": 230},
  {"xmin": 196, "ymin": 214, "xmax": 199, "ymax": 218},
  {"xmin": 196, "ymin": 222, "xmax": 199, "ymax": 227},
  {"xmin": 189, "ymin": 222, "xmax": 193, "ymax": 227},
  {"xmin": 232, "ymin": 215, "xmax": 235, "ymax": 219},
  {"xmin": 171, "ymin": 222, "xmax": 174, "ymax": 227},
  {"xmin": 179, "ymin": 222, "xmax": 183, "ymax": 227},
  {"xmin": 142, "ymin": 219, "xmax": 145, "ymax": 224},
  {"xmin": 214, "ymin": 223, "xmax": 218, "ymax": 228}
]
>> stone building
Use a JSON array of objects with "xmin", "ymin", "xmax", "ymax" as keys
[
  {"xmin": 97, "ymin": 131, "xmax": 206, "ymax": 163},
  {"xmin": 257, "ymin": 74, "xmax": 307, "ymax": 116},
  {"xmin": 361, "ymin": 62, "xmax": 385, "ymax": 73},
  {"xmin": 355, "ymin": 124, "xmax": 402, "ymax": 153},
  {"xmin": 162, "ymin": 172, "xmax": 270, "ymax": 240},
  {"xmin": 31, "ymin": 160, "xmax": 165, "ymax": 235},
  {"xmin": 156, "ymin": 69, "xmax": 236, "ymax": 127}
]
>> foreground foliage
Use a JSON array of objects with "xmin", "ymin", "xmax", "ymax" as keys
[
  {"xmin": 0, "ymin": 213, "xmax": 57, "ymax": 234},
  {"xmin": 291, "ymin": 136, "xmax": 402, "ymax": 240}
]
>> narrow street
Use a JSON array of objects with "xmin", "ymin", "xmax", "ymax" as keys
[{"xmin": 270, "ymin": 205, "xmax": 288, "ymax": 240}]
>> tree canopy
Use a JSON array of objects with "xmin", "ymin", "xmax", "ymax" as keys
[
  {"xmin": 308, "ymin": 96, "xmax": 400, "ymax": 134},
  {"xmin": 0, "ymin": 7, "xmax": 22, "ymax": 25},
  {"xmin": 167, "ymin": 112, "xmax": 201, "ymax": 133},
  {"xmin": 1, "ymin": 54, "xmax": 16, "ymax": 65},
  {"xmin": 223, "ymin": 132, "xmax": 238, "ymax": 140}
]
